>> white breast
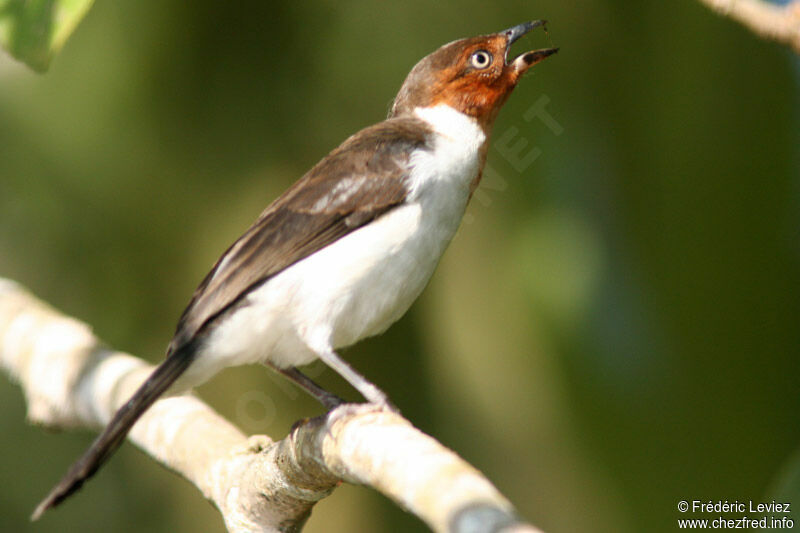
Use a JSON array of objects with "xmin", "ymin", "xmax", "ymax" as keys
[{"xmin": 181, "ymin": 105, "xmax": 486, "ymax": 387}]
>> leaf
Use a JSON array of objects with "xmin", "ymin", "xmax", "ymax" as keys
[
  {"xmin": 0, "ymin": 0, "xmax": 95, "ymax": 72},
  {"xmin": 766, "ymin": 447, "xmax": 800, "ymax": 525}
]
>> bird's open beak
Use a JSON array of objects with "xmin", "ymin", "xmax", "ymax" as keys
[{"xmin": 502, "ymin": 20, "xmax": 559, "ymax": 74}]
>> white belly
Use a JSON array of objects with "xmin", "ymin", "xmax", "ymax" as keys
[{"xmin": 180, "ymin": 191, "xmax": 466, "ymax": 386}]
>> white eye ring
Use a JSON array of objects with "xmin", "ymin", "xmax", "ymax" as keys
[{"xmin": 469, "ymin": 50, "xmax": 493, "ymax": 69}]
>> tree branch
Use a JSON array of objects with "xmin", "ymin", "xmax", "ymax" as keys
[
  {"xmin": 696, "ymin": 0, "xmax": 800, "ymax": 53},
  {"xmin": 0, "ymin": 278, "xmax": 542, "ymax": 533}
]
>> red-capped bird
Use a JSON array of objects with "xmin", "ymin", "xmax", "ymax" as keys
[{"xmin": 33, "ymin": 21, "xmax": 557, "ymax": 518}]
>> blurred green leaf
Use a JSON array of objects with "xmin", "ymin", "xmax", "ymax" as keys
[
  {"xmin": 767, "ymin": 449, "xmax": 800, "ymax": 525},
  {"xmin": 0, "ymin": 0, "xmax": 94, "ymax": 71}
]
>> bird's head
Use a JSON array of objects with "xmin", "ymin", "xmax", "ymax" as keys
[{"xmin": 390, "ymin": 21, "xmax": 558, "ymax": 128}]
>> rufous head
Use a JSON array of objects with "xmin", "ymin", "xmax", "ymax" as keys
[{"xmin": 390, "ymin": 21, "xmax": 558, "ymax": 128}]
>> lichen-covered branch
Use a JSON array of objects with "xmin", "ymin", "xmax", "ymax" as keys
[
  {"xmin": 697, "ymin": 0, "xmax": 800, "ymax": 53},
  {"xmin": 0, "ymin": 278, "xmax": 542, "ymax": 533}
]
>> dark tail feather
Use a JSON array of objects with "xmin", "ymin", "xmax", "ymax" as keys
[{"xmin": 31, "ymin": 346, "xmax": 195, "ymax": 520}]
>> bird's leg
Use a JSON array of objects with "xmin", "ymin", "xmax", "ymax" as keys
[
  {"xmin": 266, "ymin": 363, "xmax": 344, "ymax": 410},
  {"xmin": 316, "ymin": 348, "xmax": 397, "ymax": 411}
]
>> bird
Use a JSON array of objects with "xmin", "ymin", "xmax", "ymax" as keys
[{"xmin": 32, "ymin": 20, "xmax": 557, "ymax": 519}]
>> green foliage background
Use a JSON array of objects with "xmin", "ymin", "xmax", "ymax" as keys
[{"xmin": 1, "ymin": 1, "xmax": 798, "ymax": 532}]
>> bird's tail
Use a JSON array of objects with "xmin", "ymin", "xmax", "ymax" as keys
[{"xmin": 31, "ymin": 345, "xmax": 196, "ymax": 520}]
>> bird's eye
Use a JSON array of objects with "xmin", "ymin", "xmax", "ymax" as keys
[{"xmin": 469, "ymin": 50, "xmax": 493, "ymax": 69}]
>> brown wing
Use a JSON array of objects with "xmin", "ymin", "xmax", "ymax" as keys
[{"xmin": 167, "ymin": 117, "xmax": 432, "ymax": 353}]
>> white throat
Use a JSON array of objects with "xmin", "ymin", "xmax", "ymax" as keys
[
  {"xmin": 413, "ymin": 104, "xmax": 485, "ymax": 145},
  {"xmin": 407, "ymin": 104, "xmax": 486, "ymax": 199}
]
